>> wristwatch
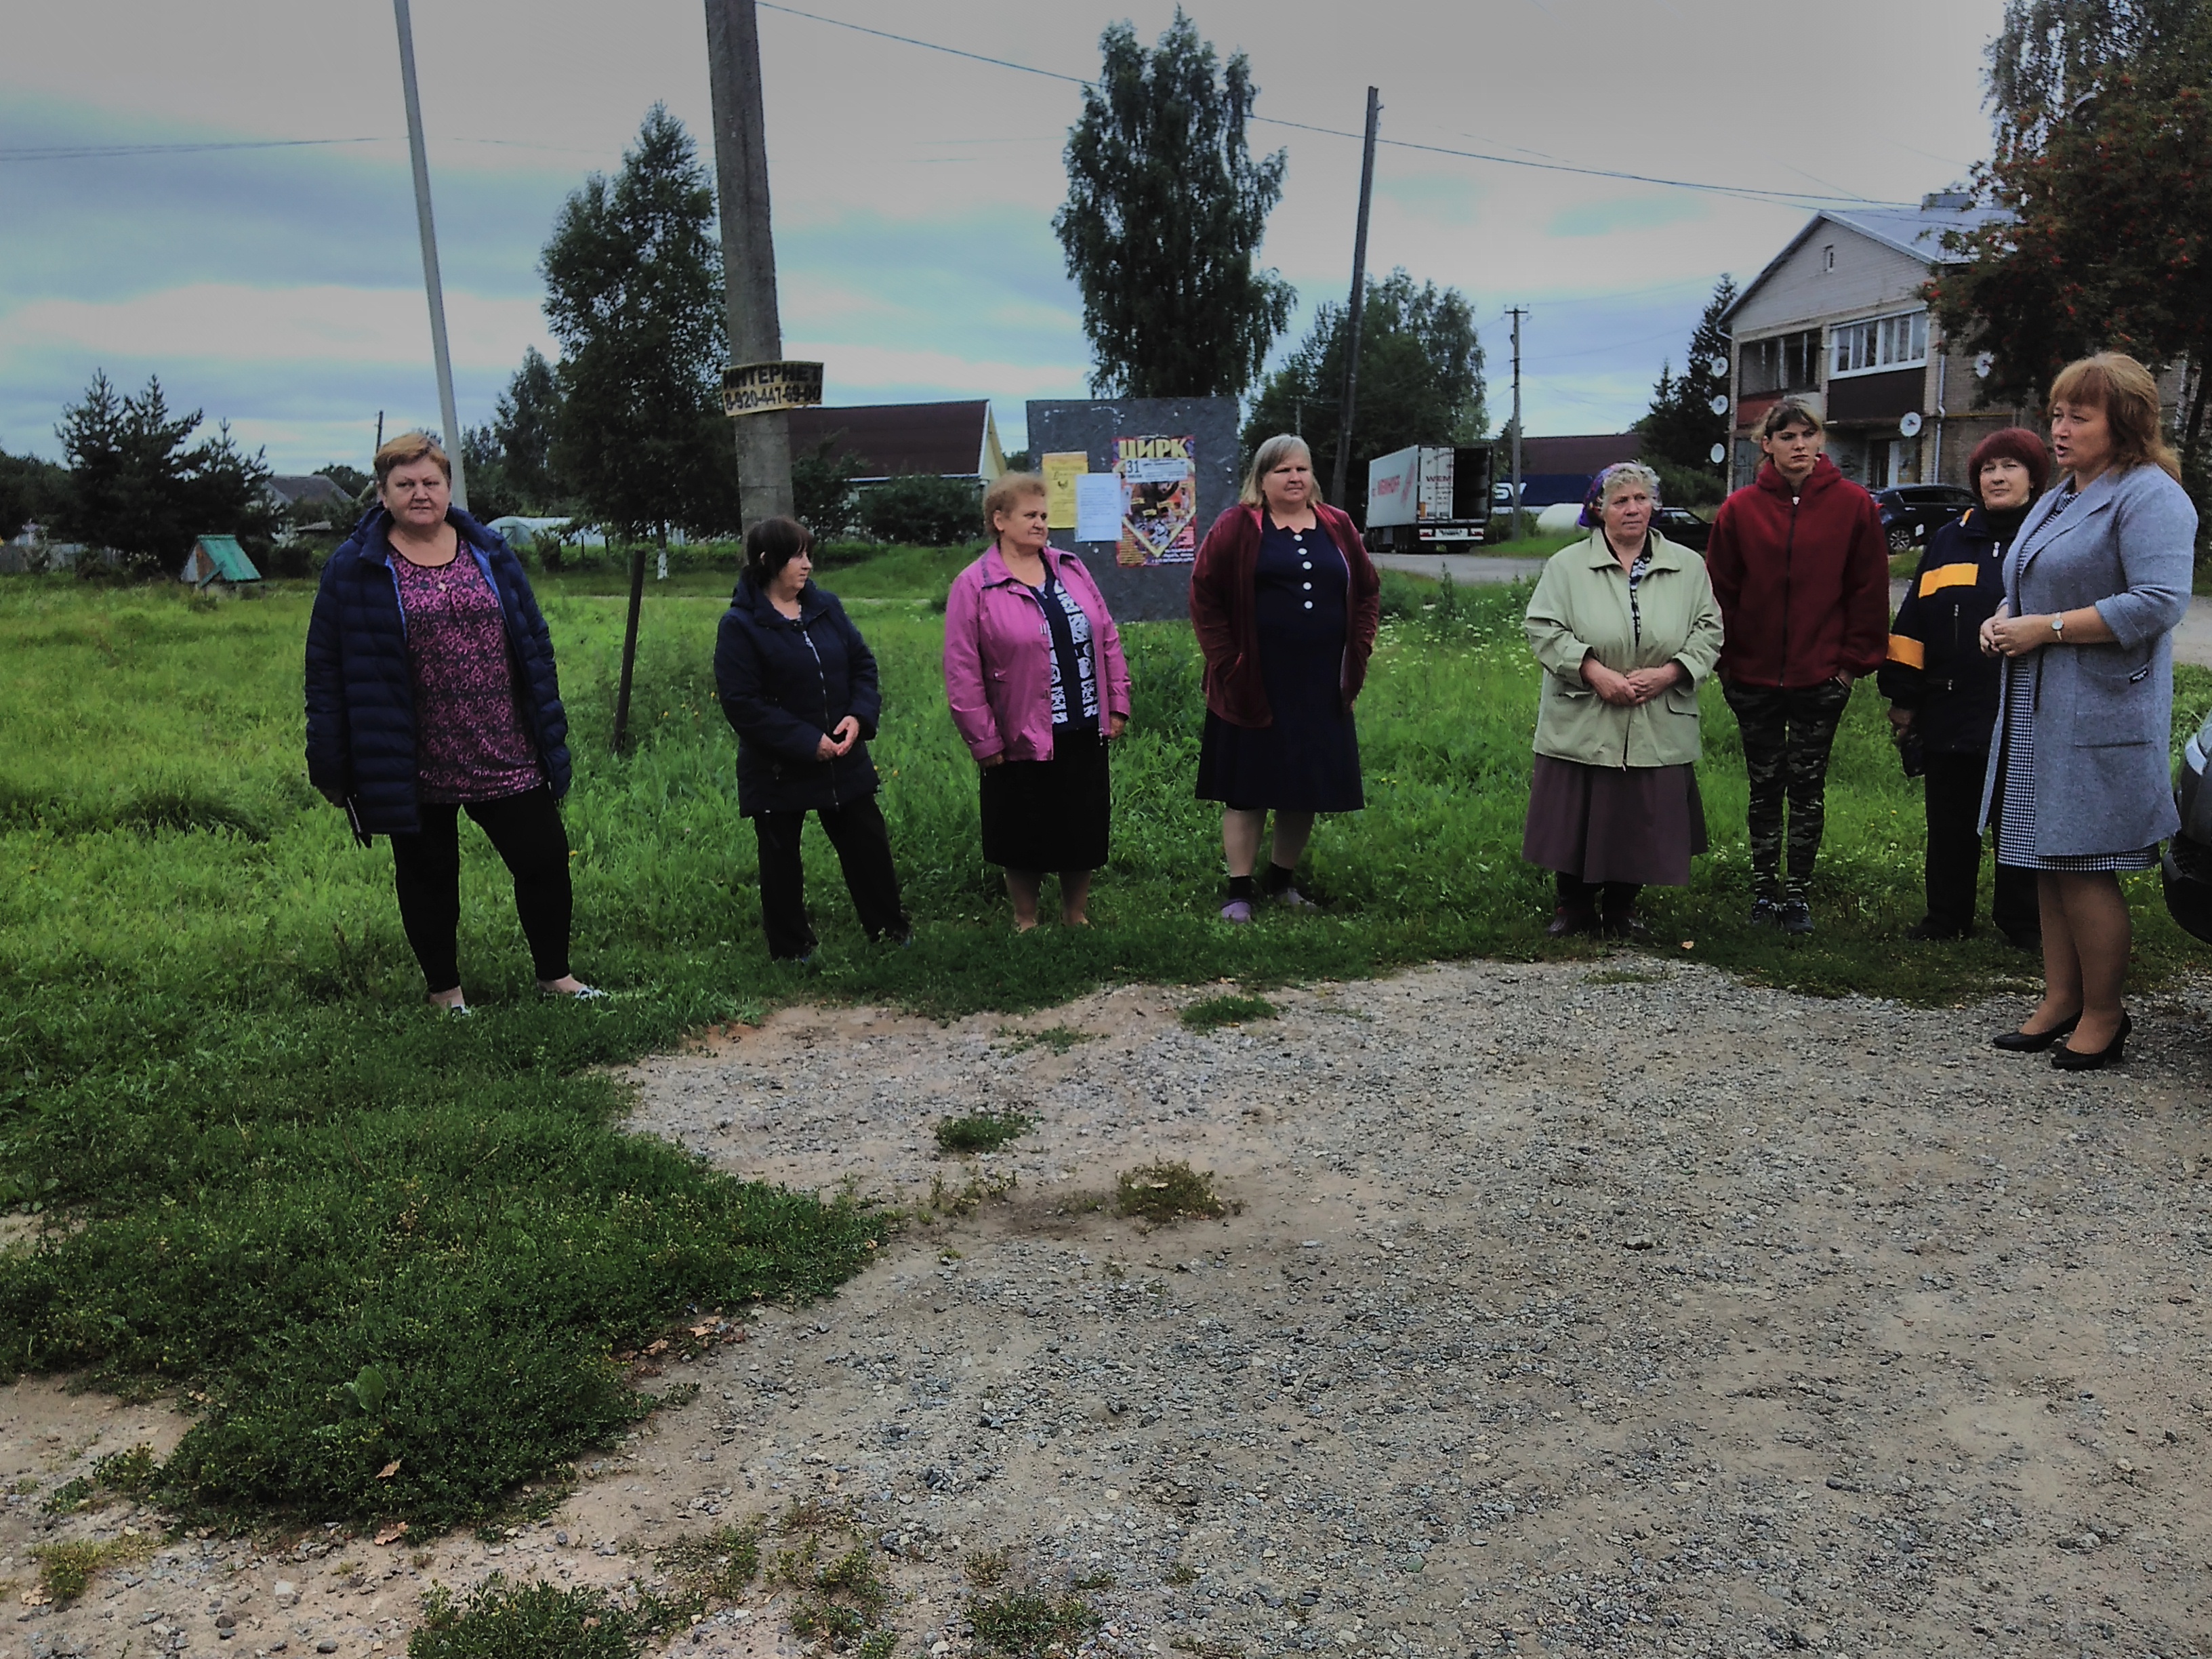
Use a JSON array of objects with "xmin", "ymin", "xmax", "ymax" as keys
[{"xmin": 2050, "ymin": 612, "xmax": 2066, "ymax": 640}]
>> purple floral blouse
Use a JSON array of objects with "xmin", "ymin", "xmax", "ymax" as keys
[{"xmin": 389, "ymin": 550, "xmax": 541, "ymax": 804}]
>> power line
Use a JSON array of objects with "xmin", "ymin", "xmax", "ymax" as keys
[
  {"xmin": 757, "ymin": 1, "xmax": 1921, "ymax": 210},
  {"xmin": 0, "ymin": 134, "xmax": 611, "ymax": 164}
]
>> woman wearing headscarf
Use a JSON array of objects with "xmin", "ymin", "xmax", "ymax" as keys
[
  {"xmin": 1980, "ymin": 353, "xmax": 2197, "ymax": 1070},
  {"xmin": 1879, "ymin": 429, "xmax": 2047, "ymax": 946},
  {"xmin": 714, "ymin": 515, "xmax": 910, "ymax": 962},
  {"xmin": 943, "ymin": 472, "xmax": 1131, "ymax": 930},
  {"xmin": 1189, "ymin": 434, "xmax": 1380, "ymax": 922},
  {"xmin": 1522, "ymin": 462, "xmax": 1723, "ymax": 938},
  {"xmin": 304, "ymin": 431, "xmax": 597, "ymax": 1012}
]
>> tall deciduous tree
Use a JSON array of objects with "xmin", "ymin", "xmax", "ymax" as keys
[
  {"xmin": 540, "ymin": 106, "xmax": 737, "ymax": 541},
  {"xmin": 1986, "ymin": 0, "xmax": 2212, "ymax": 155},
  {"xmin": 1056, "ymin": 9, "xmax": 1294, "ymax": 398},
  {"xmin": 462, "ymin": 348, "xmax": 568, "ymax": 523},
  {"xmin": 1934, "ymin": 22, "xmax": 2212, "ymax": 514},
  {"xmin": 52, "ymin": 370, "xmax": 274, "ymax": 575},
  {"xmin": 1637, "ymin": 276, "xmax": 1738, "ymax": 505},
  {"xmin": 1242, "ymin": 270, "xmax": 1485, "ymax": 520}
]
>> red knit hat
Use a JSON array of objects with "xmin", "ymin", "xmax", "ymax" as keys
[{"xmin": 1967, "ymin": 427, "xmax": 2051, "ymax": 503}]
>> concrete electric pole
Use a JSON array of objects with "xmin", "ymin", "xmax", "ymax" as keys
[
  {"xmin": 1330, "ymin": 86, "xmax": 1381, "ymax": 508},
  {"xmin": 1507, "ymin": 306, "xmax": 1528, "ymax": 541},
  {"xmin": 704, "ymin": 0, "xmax": 794, "ymax": 528},
  {"xmin": 391, "ymin": 0, "xmax": 468, "ymax": 510}
]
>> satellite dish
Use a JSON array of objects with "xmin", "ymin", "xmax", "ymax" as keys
[
  {"xmin": 1709, "ymin": 394, "xmax": 1729, "ymax": 415},
  {"xmin": 1975, "ymin": 352, "xmax": 1994, "ymax": 380},
  {"xmin": 1708, "ymin": 354, "xmax": 1729, "ymax": 378},
  {"xmin": 1900, "ymin": 411, "xmax": 1924, "ymax": 437},
  {"xmin": 1709, "ymin": 443, "xmax": 1727, "ymax": 465}
]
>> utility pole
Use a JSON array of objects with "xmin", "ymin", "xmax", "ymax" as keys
[
  {"xmin": 1507, "ymin": 306, "xmax": 1528, "ymax": 541},
  {"xmin": 1330, "ymin": 86, "xmax": 1381, "ymax": 508},
  {"xmin": 704, "ymin": 0, "xmax": 794, "ymax": 529},
  {"xmin": 391, "ymin": 0, "xmax": 467, "ymax": 510}
]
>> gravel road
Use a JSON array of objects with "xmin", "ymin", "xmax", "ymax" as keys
[{"xmin": 4, "ymin": 959, "xmax": 2209, "ymax": 1659}]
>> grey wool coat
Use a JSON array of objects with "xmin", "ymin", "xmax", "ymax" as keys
[{"xmin": 1979, "ymin": 462, "xmax": 2198, "ymax": 859}]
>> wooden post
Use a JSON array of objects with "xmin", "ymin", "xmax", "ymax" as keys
[
  {"xmin": 612, "ymin": 537, "xmax": 648, "ymax": 754},
  {"xmin": 1330, "ymin": 86, "xmax": 1381, "ymax": 508},
  {"xmin": 704, "ymin": 0, "xmax": 794, "ymax": 527},
  {"xmin": 1508, "ymin": 307, "xmax": 1527, "ymax": 541}
]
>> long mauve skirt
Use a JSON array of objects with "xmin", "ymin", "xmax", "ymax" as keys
[{"xmin": 1521, "ymin": 756, "xmax": 1708, "ymax": 886}]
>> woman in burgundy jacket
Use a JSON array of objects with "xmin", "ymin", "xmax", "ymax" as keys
[
  {"xmin": 1189, "ymin": 434, "xmax": 1381, "ymax": 922},
  {"xmin": 1704, "ymin": 398, "xmax": 1890, "ymax": 935}
]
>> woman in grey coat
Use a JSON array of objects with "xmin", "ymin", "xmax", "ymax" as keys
[{"xmin": 1980, "ymin": 353, "xmax": 2198, "ymax": 1070}]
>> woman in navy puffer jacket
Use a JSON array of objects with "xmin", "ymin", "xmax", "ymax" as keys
[
  {"xmin": 714, "ymin": 516, "xmax": 909, "ymax": 961},
  {"xmin": 305, "ymin": 432, "xmax": 596, "ymax": 1012}
]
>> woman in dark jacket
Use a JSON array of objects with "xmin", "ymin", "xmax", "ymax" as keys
[
  {"xmin": 304, "ymin": 431, "xmax": 594, "ymax": 1012},
  {"xmin": 1879, "ymin": 428, "xmax": 2047, "ymax": 946},
  {"xmin": 715, "ymin": 516, "xmax": 909, "ymax": 961},
  {"xmin": 1189, "ymin": 434, "xmax": 1380, "ymax": 922}
]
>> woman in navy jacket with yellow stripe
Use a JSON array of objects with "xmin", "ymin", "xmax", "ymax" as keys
[{"xmin": 1879, "ymin": 428, "xmax": 2046, "ymax": 946}]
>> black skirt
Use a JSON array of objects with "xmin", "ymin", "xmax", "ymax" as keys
[
  {"xmin": 979, "ymin": 726, "xmax": 1111, "ymax": 872},
  {"xmin": 1195, "ymin": 636, "xmax": 1365, "ymax": 813}
]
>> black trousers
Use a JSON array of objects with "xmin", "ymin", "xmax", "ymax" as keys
[
  {"xmin": 1924, "ymin": 747, "xmax": 2039, "ymax": 938},
  {"xmin": 1557, "ymin": 872, "xmax": 1641, "ymax": 916},
  {"xmin": 388, "ymin": 785, "xmax": 571, "ymax": 994},
  {"xmin": 752, "ymin": 794, "xmax": 909, "ymax": 960}
]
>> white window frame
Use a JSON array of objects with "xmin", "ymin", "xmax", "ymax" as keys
[{"xmin": 1829, "ymin": 308, "xmax": 1929, "ymax": 380}]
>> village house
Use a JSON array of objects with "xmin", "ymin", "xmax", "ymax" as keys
[{"xmin": 1723, "ymin": 192, "xmax": 2033, "ymax": 495}]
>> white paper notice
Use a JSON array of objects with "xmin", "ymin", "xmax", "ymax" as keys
[{"xmin": 1074, "ymin": 472, "xmax": 1122, "ymax": 543}]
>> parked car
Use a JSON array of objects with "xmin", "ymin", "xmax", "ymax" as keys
[
  {"xmin": 1876, "ymin": 483, "xmax": 1978, "ymax": 554},
  {"xmin": 2163, "ymin": 705, "xmax": 2212, "ymax": 943},
  {"xmin": 1654, "ymin": 506, "xmax": 1711, "ymax": 552}
]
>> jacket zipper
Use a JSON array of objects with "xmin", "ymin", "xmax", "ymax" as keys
[
  {"xmin": 1780, "ymin": 495, "xmax": 1798, "ymax": 686},
  {"xmin": 796, "ymin": 609, "xmax": 839, "ymax": 806}
]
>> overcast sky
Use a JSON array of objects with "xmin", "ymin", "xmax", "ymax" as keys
[{"xmin": 0, "ymin": 0, "xmax": 2007, "ymax": 473}]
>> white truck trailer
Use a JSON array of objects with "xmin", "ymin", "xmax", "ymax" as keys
[{"xmin": 1361, "ymin": 444, "xmax": 1496, "ymax": 551}]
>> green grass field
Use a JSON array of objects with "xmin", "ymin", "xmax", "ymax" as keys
[{"xmin": 1, "ymin": 554, "xmax": 2206, "ymax": 1535}]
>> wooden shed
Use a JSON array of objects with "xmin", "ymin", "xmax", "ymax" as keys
[{"xmin": 180, "ymin": 535, "xmax": 261, "ymax": 589}]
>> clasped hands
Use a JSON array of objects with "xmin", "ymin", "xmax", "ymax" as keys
[
  {"xmin": 1979, "ymin": 602, "xmax": 2052, "ymax": 659},
  {"xmin": 815, "ymin": 716, "xmax": 863, "ymax": 761},
  {"xmin": 1581, "ymin": 655, "xmax": 1683, "ymax": 708}
]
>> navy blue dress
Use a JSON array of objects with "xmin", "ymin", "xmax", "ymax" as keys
[{"xmin": 1195, "ymin": 517, "xmax": 1365, "ymax": 813}]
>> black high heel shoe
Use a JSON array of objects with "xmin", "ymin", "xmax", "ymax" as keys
[
  {"xmin": 1991, "ymin": 1011, "xmax": 2079, "ymax": 1052},
  {"xmin": 2052, "ymin": 1012, "xmax": 2131, "ymax": 1072}
]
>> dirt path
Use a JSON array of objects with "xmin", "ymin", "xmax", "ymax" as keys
[{"xmin": 4, "ymin": 960, "xmax": 2210, "ymax": 1659}]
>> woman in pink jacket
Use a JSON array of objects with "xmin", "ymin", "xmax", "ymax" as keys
[{"xmin": 943, "ymin": 472, "xmax": 1132, "ymax": 930}]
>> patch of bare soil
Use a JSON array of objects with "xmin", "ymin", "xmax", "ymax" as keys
[{"xmin": 3, "ymin": 960, "xmax": 2211, "ymax": 1659}]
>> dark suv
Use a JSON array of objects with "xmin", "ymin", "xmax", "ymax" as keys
[
  {"xmin": 1877, "ymin": 483, "xmax": 1978, "ymax": 554},
  {"xmin": 2164, "ymin": 707, "xmax": 2212, "ymax": 943}
]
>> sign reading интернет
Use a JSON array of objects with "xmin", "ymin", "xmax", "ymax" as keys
[{"xmin": 720, "ymin": 361, "xmax": 825, "ymax": 417}]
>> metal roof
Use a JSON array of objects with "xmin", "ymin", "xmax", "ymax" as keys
[
  {"xmin": 191, "ymin": 535, "xmax": 261, "ymax": 583},
  {"xmin": 1722, "ymin": 197, "xmax": 2013, "ymax": 326},
  {"xmin": 786, "ymin": 400, "xmax": 1000, "ymax": 480}
]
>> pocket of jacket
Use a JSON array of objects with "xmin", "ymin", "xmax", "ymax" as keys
[{"xmin": 1664, "ymin": 684, "xmax": 1700, "ymax": 716}]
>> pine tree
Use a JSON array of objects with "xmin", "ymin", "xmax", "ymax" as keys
[
  {"xmin": 53, "ymin": 371, "xmax": 272, "ymax": 574},
  {"xmin": 1637, "ymin": 276, "xmax": 1738, "ymax": 504},
  {"xmin": 1055, "ymin": 9, "xmax": 1295, "ymax": 398},
  {"xmin": 1242, "ymin": 270, "xmax": 1486, "ymax": 520}
]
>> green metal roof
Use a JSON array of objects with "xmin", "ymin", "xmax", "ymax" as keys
[{"xmin": 192, "ymin": 535, "xmax": 261, "ymax": 583}]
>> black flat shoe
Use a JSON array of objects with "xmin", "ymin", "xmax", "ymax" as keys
[
  {"xmin": 1546, "ymin": 906, "xmax": 1597, "ymax": 939},
  {"xmin": 1599, "ymin": 910, "xmax": 1650, "ymax": 940},
  {"xmin": 2052, "ymin": 1012, "xmax": 2131, "ymax": 1072},
  {"xmin": 1991, "ymin": 1011, "xmax": 2080, "ymax": 1052}
]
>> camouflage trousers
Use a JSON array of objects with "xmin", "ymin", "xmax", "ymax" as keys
[{"xmin": 1721, "ymin": 678, "xmax": 1853, "ymax": 901}]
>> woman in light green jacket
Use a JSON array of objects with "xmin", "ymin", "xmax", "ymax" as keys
[{"xmin": 1523, "ymin": 463, "xmax": 1723, "ymax": 938}]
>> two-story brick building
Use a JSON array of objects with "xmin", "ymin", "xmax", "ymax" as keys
[{"xmin": 1723, "ymin": 192, "xmax": 2032, "ymax": 495}]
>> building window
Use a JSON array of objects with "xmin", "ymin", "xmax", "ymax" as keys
[
  {"xmin": 1740, "ymin": 328, "xmax": 1822, "ymax": 396},
  {"xmin": 1823, "ymin": 244, "xmax": 1835, "ymax": 272},
  {"xmin": 1830, "ymin": 309, "xmax": 1928, "ymax": 377}
]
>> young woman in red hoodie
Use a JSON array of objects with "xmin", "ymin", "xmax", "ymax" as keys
[{"xmin": 1704, "ymin": 400, "xmax": 1891, "ymax": 934}]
